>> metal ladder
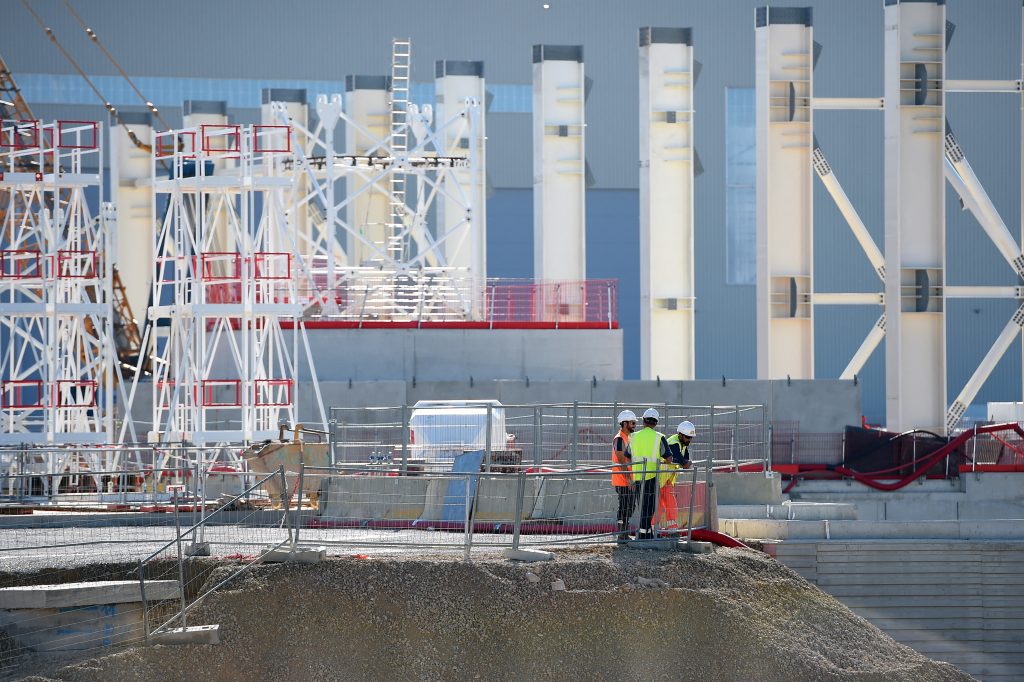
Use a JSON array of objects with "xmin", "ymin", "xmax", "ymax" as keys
[{"xmin": 387, "ymin": 38, "xmax": 411, "ymax": 262}]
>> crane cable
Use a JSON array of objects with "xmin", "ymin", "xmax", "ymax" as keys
[
  {"xmin": 60, "ymin": 0, "xmax": 171, "ymax": 132},
  {"xmin": 19, "ymin": 0, "xmax": 153, "ymax": 154}
]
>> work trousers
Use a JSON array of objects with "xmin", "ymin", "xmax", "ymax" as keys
[
  {"xmin": 636, "ymin": 476, "xmax": 659, "ymax": 534},
  {"xmin": 614, "ymin": 484, "xmax": 635, "ymax": 528}
]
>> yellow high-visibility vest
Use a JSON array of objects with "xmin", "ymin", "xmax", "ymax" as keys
[{"xmin": 630, "ymin": 428, "xmax": 665, "ymax": 482}]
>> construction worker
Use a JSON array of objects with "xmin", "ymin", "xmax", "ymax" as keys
[
  {"xmin": 626, "ymin": 407, "xmax": 673, "ymax": 540},
  {"xmin": 658, "ymin": 421, "xmax": 696, "ymax": 532},
  {"xmin": 612, "ymin": 409, "xmax": 637, "ymax": 542}
]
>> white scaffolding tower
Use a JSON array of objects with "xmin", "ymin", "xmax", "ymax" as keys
[
  {"xmin": 264, "ymin": 39, "xmax": 485, "ymax": 321},
  {"xmin": 0, "ymin": 119, "xmax": 115, "ymax": 448},
  {"xmin": 144, "ymin": 122, "xmax": 325, "ymax": 446}
]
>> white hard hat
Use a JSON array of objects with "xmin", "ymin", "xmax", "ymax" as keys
[
  {"xmin": 642, "ymin": 408, "xmax": 660, "ymax": 421},
  {"xmin": 677, "ymin": 420, "xmax": 696, "ymax": 437},
  {"xmin": 616, "ymin": 409, "xmax": 637, "ymax": 423}
]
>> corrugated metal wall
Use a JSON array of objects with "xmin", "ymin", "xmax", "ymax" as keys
[{"xmin": 2, "ymin": 0, "xmax": 1020, "ymax": 421}]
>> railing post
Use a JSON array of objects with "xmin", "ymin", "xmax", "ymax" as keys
[
  {"xmin": 293, "ymin": 462, "xmax": 305, "ymax": 549},
  {"xmin": 709, "ymin": 406, "xmax": 717, "ymax": 469},
  {"xmin": 485, "ymin": 404, "xmax": 493, "ymax": 473},
  {"xmin": 606, "ymin": 281, "xmax": 613, "ymax": 329},
  {"xmin": 972, "ymin": 428, "xmax": 978, "ymax": 473},
  {"xmin": 554, "ymin": 283, "xmax": 561, "ymax": 330},
  {"xmin": 512, "ymin": 470, "xmax": 526, "ymax": 550},
  {"xmin": 462, "ymin": 474, "xmax": 473, "ymax": 562},
  {"xmin": 733, "ymin": 404, "xmax": 740, "ymax": 468},
  {"xmin": 704, "ymin": 450, "xmax": 714, "ymax": 534},
  {"xmin": 278, "ymin": 464, "xmax": 292, "ymax": 545},
  {"xmin": 570, "ymin": 401, "xmax": 579, "ymax": 470},
  {"xmin": 652, "ymin": 456, "xmax": 662, "ymax": 537},
  {"xmin": 400, "ymin": 404, "xmax": 409, "ymax": 476},
  {"xmin": 533, "ymin": 405, "xmax": 542, "ymax": 466},
  {"xmin": 329, "ymin": 415, "xmax": 338, "ymax": 466},
  {"xmin": 171, "ymin": 485, "xmax": 187, "ymax": 630},
  {"xmin": 138, "ymin": 559, "xmax": 150, "ymax": 645}
]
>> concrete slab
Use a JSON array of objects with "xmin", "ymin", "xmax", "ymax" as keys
[
  {"xmin": 0, "ymin": 580, "xmax": 179, "ymax": 609},
  {"xmin": 260, "ymin": 545, "xmax": 326, "ymax": 563},
  {"xmin": 679, "ymin": 541, "xmax": 714, "ymax": 554},
  {"xmin": 151, "ymin": 624, "xmax": 221, "ymax": 646},
  {"xmin": 185, "ymin": 542, "xmax": 211, "ymax": 557},
  {"xmin": 0, "ymin": 603, "xmax": 144, "ymax": 652},
  {"xmin": 715, "ymin": 472, "xmax": 782, "ymax": 505}
]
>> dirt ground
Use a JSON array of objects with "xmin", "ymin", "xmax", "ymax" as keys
[{"xmin": 11, "ymin": 546, "xmax": 974, "ymax": 682}]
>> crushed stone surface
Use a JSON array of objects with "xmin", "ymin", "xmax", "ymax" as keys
[{"xmin": 9, "ymin": 546, "xmax": 975, "ymax": 682}]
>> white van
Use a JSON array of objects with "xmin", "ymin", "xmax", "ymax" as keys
[{"xmin": 408, "ymin": 400, "xmax": 508, "ymax": 462}]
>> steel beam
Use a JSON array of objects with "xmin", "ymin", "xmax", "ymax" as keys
[{"xmin": 639, "ymin": 27, "xmax": 695, "ymax": 380}]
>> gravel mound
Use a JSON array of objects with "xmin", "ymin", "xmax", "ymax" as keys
[{"xmin": 20, "ymin": 547, "xmax": 973, "ymax": 682}]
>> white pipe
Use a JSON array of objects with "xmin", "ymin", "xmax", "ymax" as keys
[
  {"xmin": 944, "ymin": 130, "xmax": 1024, "ymax": 279},
  {"xmin": 812, "ymin": 146, "xmax": 885, "ymax": 280},
  {"xmin": 946, "ymin": 303, "xmax": 1024, "ymax": 432},
  {"xmin": 840, "ymin": 314, "xmax": 886, "ymax": 380},
  {"xmin": 812, "ymin": 97, "xmax": 884, "ymax": 110}
]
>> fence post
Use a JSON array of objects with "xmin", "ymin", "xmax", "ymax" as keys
[
  {"xmin": 329, "ymin": 415, "xmax": 338, "ymax": 466},
  {"xmin": 137, "ymin": 558, "xmax": 150, "ymax": 644},
  {"xmin": 533, "ymin": 405, "xmax": 541, "ymax": 466},
  {"xmin": 571, "ymin": 401, "xmax": 579, "ymax": 470},
  {"xmin": 171, "ymin": 486, "xmax": 187, "ymax": 630},
  {"xmin": 709, "ymin": 406, "xmax": 717, "ymax": 469},
  {"xmin": 462, "ymin": 475, "xmax": 474, "ymax": 562},
  {"xmin": 294, "ymin": 462, "xmax": 305, "ymax": 549},
  {"xmin": 766, "ymin": 422, "xmax": 773, "ymax": 474},
  {"xmin": 652, "ymin": 456, "xmax": 662, "ymax": 537},
  {"xmin": 512, "ymin": 470, "xmax": 526, "ymax": 551},
  {"xmin": 685, "ymin": 462, "xmax": 699, "ymax": 549},
  {"xmin": 400, "ymin": 404, "xmax": 409, "ymax": 476},
  {"xmin": 972, "ymin": 429, "xmax": 978, "ymax": 473},
  {"xmin": 485, "ymin": 404, "xmax": 493, "ymax": 473},
  {"xmin": 278, "ymin": 465, "xmax": 292, "ymax": 545},
  {"xmin": 733, "ymin": 404, "xmax": 740, "ymax": 468},
  {"xmin": 704, "ymin": 451, "xmax": 714, "ymax": 534}
]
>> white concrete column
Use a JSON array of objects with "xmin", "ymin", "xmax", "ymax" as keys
[
  {"xmin": 532, "ymin": 45, "xmax": 586, "ymax": 283},
  {"xmin": 344, "ymin": 75, "xmax": 392, "ymax": 267},
  {"xmin": 435, "ymin": 60, "xmax": 487, "ymax": 280},
  {"xmin": 639, "ymin": 27, "xmax": 695, "ymax": 380},
  {"xmin": 755, "ymin": 7, "xmax": 814, "ymax": 381},
  {"xmin": 883, "ymin": 0, "xmax": 947, "ymax": 433},
  {"xmin": 110, "ymin": 112, "xmax": 153, "ymax": 323}
]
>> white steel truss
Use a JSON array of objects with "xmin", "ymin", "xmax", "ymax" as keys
[
  {"xmin": 144, "ymin": 123, "xmax": 326, "ymax": 445},
  {"xmin": 263, "ymin": 58, "xmax": 484, "ymax": 320},
  {"xmin": 639, "ymin": 27, "xmax": 696, "ymax": 380},
  {"xmin": 0, "ymin": 119, "xmax": 116, "ymax": 446}
]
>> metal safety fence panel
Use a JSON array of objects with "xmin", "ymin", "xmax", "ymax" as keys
[
  {"xmin": 137, "ymin": 469, "xmax": 293, "ymax": 641},
  {"xmin": 330, "ymin": 403, "xmax": 770, "ymax": 473},
  {"xmin": 298, "ymin": 465, "xmax": 474, "ymax": 557}
]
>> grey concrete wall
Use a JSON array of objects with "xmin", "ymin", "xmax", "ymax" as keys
[
  {"xmin": 122, "ymin": 377, "xmax": 861, "ymax": 436},
  {"xmin": 295, "ymin": 328, "xmax": 623, "ymax": 382}
]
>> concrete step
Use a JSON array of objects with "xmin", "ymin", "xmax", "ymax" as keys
[
  {"xmin": 718, "ymin": 501, "xmax": 856, "ymax": 521},
  {"xmin": 725, "ymin": 518, "xmax": 1024, "ymax": 540}
]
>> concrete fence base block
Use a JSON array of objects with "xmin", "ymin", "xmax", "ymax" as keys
[
  {"xmin": 503, "ymin": 548, "xmax": 554, "ymax": 562},
  {"xmin": 679, "ymin": 541, "xmax": 714, "ymax": 554},
  {"xmin": 151, "ymin": 624, "xmax": 221, "ymax": 646},
  {"xmin": 260, "ymin": 545, "xmax": 326, "ymax": 564},
  {"xmin": 626, "ymin": 539, "xmax": 678, "ymax": 551},
  {"xmin": 185, "ymin": 542, "xmax": 211, "ymax": 557}
]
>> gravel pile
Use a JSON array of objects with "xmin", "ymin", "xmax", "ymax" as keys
[{"xmin": 15, "ymin": 546, "xmax": 973, "ymax": 682}]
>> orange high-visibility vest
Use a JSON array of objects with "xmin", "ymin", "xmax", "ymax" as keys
[{"xmin": 611, "ymin": 429, "xmax": 632, "ymax": 487}]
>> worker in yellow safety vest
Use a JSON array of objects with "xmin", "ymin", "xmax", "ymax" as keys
[
  {"xmin": 658, "ymin": 421, "xmax": 696, "ymax": 531},
  {"xmin": 611, "ymin": 409, "xmax": 637, "ymax": 542},
  {"xmin": 626, "ymin": 408, "xmax": 673, "ymax": 540}
]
